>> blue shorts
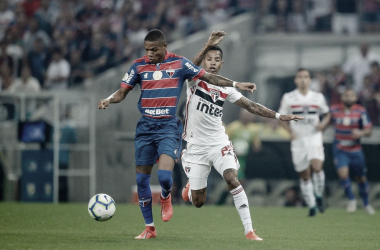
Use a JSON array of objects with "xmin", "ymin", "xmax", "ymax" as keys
[
  {"xmin": 333, "ymin": 146, "xmax": 367, "ymax": 177},
  {"xmin": 134, "ymin": 116, "xmax": 183, "ymax": 166}
]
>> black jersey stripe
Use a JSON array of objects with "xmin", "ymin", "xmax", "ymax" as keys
[
  {"xmin": 195, "ymin": 89, "xmax": 224, "ymax": 107},
  {"xmin": 292, "ymin": 111, "xmax": 317, "ymax": 115}
]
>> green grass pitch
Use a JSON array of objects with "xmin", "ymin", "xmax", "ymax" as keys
[{"xmin": 1, "ymin": 203, "xmax": 379, "ymax": 250}]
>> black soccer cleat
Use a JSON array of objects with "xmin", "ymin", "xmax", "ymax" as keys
[
  {"xmin": 308, "ymin": 207, "xmax": 317, "ymax": 217},
  {"xmin": 316, "ymin": 197, "xmax": 325, "ymax": 213}
]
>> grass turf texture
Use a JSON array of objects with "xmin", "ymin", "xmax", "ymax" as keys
[{"xmin": 1, "ymin": 203, "xmax": 379, "ymax": 250}]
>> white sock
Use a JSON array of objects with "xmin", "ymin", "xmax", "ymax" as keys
[
  {"xmin": 188, "ymin": 188, "xmax": 193, "ymax": 203},
  {"xmin": 230, "ymin": 185, "xmax": 253, "ymax": 235},
  {"xmin": 300, "ymin": 179, "xmax": 316, "ymax": 208},
  {"xmin": 146, "ymin": 222, "xmax": 154, "ymax": 227},
  {"xmin": 312, "ymin": 170, "xmax": 325, "ymax": 198}
]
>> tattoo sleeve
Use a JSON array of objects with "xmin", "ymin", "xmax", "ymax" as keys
[
  {"xmin": 235, "ymin": 96, "xmax": 276, "ymax": 118},
  {"xmin": 199, "ymin": 72, "xmax": 233, "ymax": 87}
]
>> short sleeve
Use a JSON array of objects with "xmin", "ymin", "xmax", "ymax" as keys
[
  {"xmin": 182, "ymin": 57, "xmax": 206, "ymax": 81},
  {"xmin": 226, "ymin": 88, "xmax": 243, "ymax": 103},
  {"xmin": 278, "ymin": 94, "xmax": 288, "ymax": 114},
  {"xmin": 361, "ymin": 110, "xmax": 373, "ymax": 129},
  {"xmin": 319, "ymin": 94, "xmax": 329, "ymax": 114},
  {"xmin": 120, "ymin": 64, "xmax": 140, "ymax": 90}
]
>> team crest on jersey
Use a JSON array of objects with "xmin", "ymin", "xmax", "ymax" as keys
[
  {"xmin": 185, "ymin": 167, "xmax": 191, "ymax": 173},
  {"xmin": 166, "ymin": 69, "xmax": 175, "ymax": 78},
  {"xmin": 210, "ymin": 89, "xmax": 220, "ymax": 102},
  {"xmin": 139, "ymin": 198, "xmax": 152, "ymax": 207}
]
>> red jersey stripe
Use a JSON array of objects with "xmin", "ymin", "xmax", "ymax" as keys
[
  {"xmin": 121, "ymin": 82, "xmax": 133, "ymax": 89},
  {"xmin": 198, "ymin": 81, "xmax": 228, "ymax": 99},
  {"xmin": 337, "ymin": 144, "xmax": 362, "ymax": 152},
  {"xmin": 192, "ymin": 69, "xmax": 206, "ymax": 81},
  {"xmin": 136, "ymin": 60, "xmax": 182, "ymax": 73},
  {"xmin": 336, "ymin": 124, "xmax": 360, "ymax": 130},
  {"xmin": 141, "ymin": 97, "xmax": 177, "ymax": 108},
  {"xmin": 336, "ymin": 134, "xmax": 354, "ymax": 140},
  {"xmin": 142, "ymin": 78, "xmax": 179, "ymax": 89},
  {"xmin": 143, "ymin": 114, "xmax": 172, "ymax": 119}
]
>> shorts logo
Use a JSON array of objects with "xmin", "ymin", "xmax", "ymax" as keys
[
  {"xmin": 185, "ymin": 167, "xmax": 191, "ymax": 173},
  {"xmin": 239, "ymin": 204, "xmax": 247, "ymax": 209},
  {"xmin": 210, "ymin": 89, "xmax": 220, "ymax": 103},
  {"xmin": 166, "ymin": 68, "xmax": 175, "ymax": 78},
  {"xmin": 139, "ymin": 198, "xmax": 152, "ymax": 207}
]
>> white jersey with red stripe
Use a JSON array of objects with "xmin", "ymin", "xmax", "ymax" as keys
[
  {"xmin": 183, "ymin": 79, "xmax": 243, "ymax": 145},
  {"xmin": 279, "ymin": 89, "xmax": 329, "ymax": 147}
]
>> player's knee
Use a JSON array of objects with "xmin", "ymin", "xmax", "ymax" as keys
[
  {"xmin": 136, "ymin": 173, "xmax": 150, "ymax": 189},
  {"xmin": 225, "ymin": 177, "xmax": 240, "ymax": 189},
  {"xmin": 192, "ymin": 199, "xmax": 205, "ymax": 208},
  {"xmin": 157, "ymin": 170, "xmax": 172, "ymax": 184}
]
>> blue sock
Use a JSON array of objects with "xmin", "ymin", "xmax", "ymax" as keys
[
  {"xmin": 339, "ymin": 178, "xmax": 355, "ymax": 200},
  {"xmin": 358, "ymin": 181, "xmax": 369, "ymax": 206},
  {"xmin": 157, "ymin": 169, "xmax": 173, "ymax": 198},
  {"xmin": 136, "ymin": 173, "xmax": 153, "ymax": 224}
]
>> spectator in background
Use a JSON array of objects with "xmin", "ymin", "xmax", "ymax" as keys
[
  {"xmin": 306, "ymin": 0, "xmax": 332, "ymax": 32},
  {"xmin": 45, "ymin": 48, "xmax": 70, "ymax": 90},
  {"xmin": 326, "ymin": 65, "xmax": 347, "ymax": 105},
  {"xmin": 202, "ymin": 1, "xmax": 228, "ymax": 27},
  {"xmin": 8, "ymin": 66, "xmax": 40, "ymax": 93},
  {"xmin": 68, "ymin": 49, "xmax": 88, "ymax": 87},
  {"xmin": 22, "ymin": 0, "xmax": 41, "ymax": 19},
  {"xmin": 259, "ymin": 118, "xmax": 291, "ymax": 140},
  {"xmin": 255, "ymin": 0, "xmax": 277, "ymax": 33},
  {"xmin": 27, "ymin": 37, "xmax": 50, "ymax": 87},
  {"xmin": 0, "ymin": 40, "xmax": 13, "ymax": 73},
  {"xmin": 0, "ymin": 0, "xmax": 15, "ymax": 41},
  {"xmin": 34, "ymin": 0, "xmax": 59, "ymax": 36},
  {"xmin": 82, "ymin": 32, "xmax": 109, "ymax": 74},
  {"xmin": 332, "ymin": 0, "xmax": 358, "ymax": 35},
  {"xmin": 272, "ymin": 0, "xmax": 290, "ymax": 33},
  {"xmin": 343, "ymin": 42, "xmax": 380, "ymax": 94},
  {"xmin": 363, "ymin": 0, "xmax": 380, "ymax": 33},
  {"xmin": 184, "ymin": 8, "xmax": 208, "ymax": 35},
  {"xmin": 309, "ymin": 70, "xmax": 327, "ymax": 93},
  {"xmin": 0, "ymin": 65, "xmax": 14, "ymax": 92},
  {"xmin": 23, "ymin": 17, "xmax": 51, "ymax": 53},
  {"xmin": 2, "ymin": 32, "xmax": 23, "ymax": 77},
  {"xmin": 288, "ymin": 0, "xmax": 308, "ymax": 33}
]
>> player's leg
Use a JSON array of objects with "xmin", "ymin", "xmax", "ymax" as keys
[
  {"xmin": 334, "ymin": 148, "xmax": 356, "ymax": 213},
  {"xmin": 310, "ymin": 159, "xmax": 325, "ymax": 213},
  {"xmin": 214, "ymin": 143, "xmax": 262, "ymax": 240},
  {"xmin": 351, "ymin": 151, "xmax": 375, "ymax": 215},
  {"xmin": 156, "ymin": 118, "xmax": 183, "ymax": 222},
  {"xmin": 292, "ymin": 148, "xmax": 316, "ymax": 216}
]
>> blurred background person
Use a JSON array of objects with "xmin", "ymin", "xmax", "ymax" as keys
[{"xmin": 45, "ymin": 48, "xmax": 70, "ymax": 90}]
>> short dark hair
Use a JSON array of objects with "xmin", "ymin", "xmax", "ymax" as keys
[
  {"xmin": 297, "ymin": 68, "xmax": 311, "ymax": 77},
  {"xmin": 371, "ymin": 61, "xmax": 379, "ymax": 68},
  {"xmin": 144, "ymin": 29, "xmax": 166, "ymax": 45},
  {"xmin": 207, "ymin": 46, "xmax": 223, "ymax": 59}
]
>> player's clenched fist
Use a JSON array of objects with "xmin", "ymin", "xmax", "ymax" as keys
[
  {"xmin": 236, "ymin": 82, "xmax": 257, "ymax": 93},
  {"xmin": 98, "ymin": 99, "xmax": 110, "ymax": 109}
]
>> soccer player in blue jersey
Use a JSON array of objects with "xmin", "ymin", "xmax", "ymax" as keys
[
  {"xmin": 97, "ymin": 29, "xmax": 257, "ymax": 239},
  {"xmin": 327, "ymin": 89, "xmax": 375, "ymax": 215}
]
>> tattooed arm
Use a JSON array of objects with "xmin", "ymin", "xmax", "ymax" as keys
[
  {"xmin": 199, "ymin": 72, "xmax": 257, "ymax": 93},
  {"xmin": 192, "ymin": 30, "xmax": 226, "ymax": 66},
  {"xmin": 234, "ymin": 96, "xmax": 304, "ymax": 121}
]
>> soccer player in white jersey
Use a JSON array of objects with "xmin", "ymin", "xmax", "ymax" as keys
[
  {"xmin": 278, "ymin": 69, "xmax": 331, "ymax": 217},
  {"xmin": 181, "ymin": 31, "xmax": 303, "ymax": 240}
]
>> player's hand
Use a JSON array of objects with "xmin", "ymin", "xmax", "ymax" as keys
[
  {"xmin": 206, "ymin": 30, "xmax": 226, "ymax": 47},
  {"xmin": 235, "ymin": 82, "xmax": 257, "ymax": 93},
  {"xmin": 351, "ymin": 129, "xmax": 363, "ymax": 139},
  {"xmin": 98, "ymin": 99, "xmax": 110, "ymax": 109},
  {"xmin": 279, "ymin": 115, "xmax": 304, "ymax": 122}
]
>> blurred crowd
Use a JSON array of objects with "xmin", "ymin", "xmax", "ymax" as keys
[
  {"xmin": 255, "ymin": 0, "xmax": 380, "ymax": 34},
  {"xmin": 0, "ymin": 0, "xmax": 250, "ymax": 92}
]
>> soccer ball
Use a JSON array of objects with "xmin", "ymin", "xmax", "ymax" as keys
[{"xmin": 88, "ymin": 193, "xmax": 116, "ymax": 221}]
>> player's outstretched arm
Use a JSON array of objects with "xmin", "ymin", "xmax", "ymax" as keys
[
  {"xmin": 316, "ymin": 113, "xmax": 331, "ymax": 131},
  {"xmin": 98, "ymin": 88, "xmax": 130, "ymax": 109},
  {"xmin": 192, "ymin": 30, "xmax": 226, "ymax": 66},
  {"xmin": 234, "ymin": 96, "xmax": 304, "ymax": 121},
  {"xmin": 200, "ymin": 72, "xmax": 257, "ymax": 93}
]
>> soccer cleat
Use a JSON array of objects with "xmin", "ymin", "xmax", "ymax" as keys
[
  {"xmin": 346, "ymin": 199, "xmax": 357, "ymax": 213},
  {"xmin": 365, "ymin": 204, "xmax": 375, "ymax": 215},
  {"xmin": 134, "ymin": 226, "xmax": 156, "ymax": 239},
  {"xmin": 245, "ymin": 229, "xmax": 263, "ymax": 241},
  {"xmin": 308, "ymin": 207, "xmax": 317, "ymax": 217},
  {"xmin": 160, "ymin": 194, "xmax": 173, "ymax": 222},
  {"xmin": 182, "ymin": 181, "xmax": 190, "ymax": 202},
  {"xmin": 316, "ymin": 197, "xmax": 325, "ymax": 213}
]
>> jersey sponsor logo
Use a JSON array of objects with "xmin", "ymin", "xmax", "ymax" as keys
[
  {"xmin": 185, "ymin": 167, "xmax": 191, "ymax": 173},
  {"xmin": 185, "ymin": 62, "xmax": 199, "ymax": 73},
  {"xmin": 139, "ymin": 197, "xmax": 151, "ymax": 207},
  {"xmin": 123, "ymin": 69, "xmax": 134, "ymax": 83},
  {"xmin": 166, "ymin": 68, "xmax": 175, "ymax": 78},
  {"xmin": 145, "ymin": 108, "xmax": 170, "ymax": 115},
  {"xmin": 210, "ymin": 89, "xmax": 220, "ymax": 103},
  {"xmin": 196, "ymin": 101, "xmax": 222, "ymax": 117}
]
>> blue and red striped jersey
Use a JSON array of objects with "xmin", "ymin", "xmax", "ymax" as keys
[
  {"xmin": 330, "ymin": 103, "xmax": 372, "ymax": 152},
  {"xmin": 120, "ymin": 51, "xmax": 205, "ymax": 119}
]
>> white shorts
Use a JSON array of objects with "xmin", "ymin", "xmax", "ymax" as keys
[
  {"xmin": 291, "ymin": 145, "xmax": 325, "ymax": 173},
  {"xmin": 181, "ymin": 141, "xmax": 240, "ymax": 190}
]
